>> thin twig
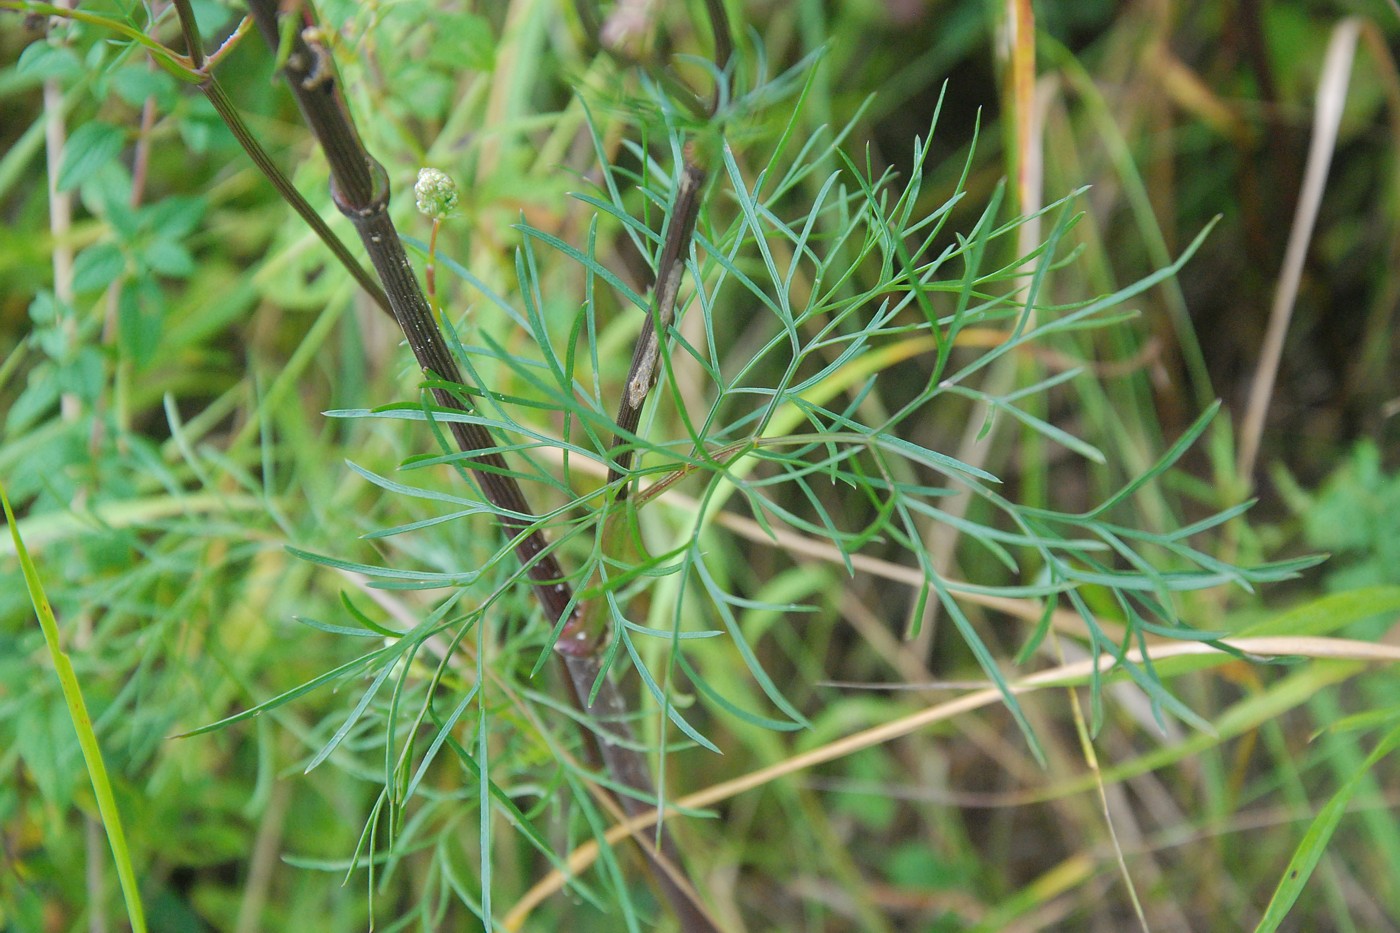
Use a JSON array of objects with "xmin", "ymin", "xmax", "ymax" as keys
[
  {"xmin": 198, "ymin": 78, "xmax": 394, "ymax": 317},
  {"xmin": 608, "ymin": 158, "xmax": 707, "ymax": 493},
  {"xmin": 157, "ymin": 3, "xmax": 394, "ymax": 317},
  {"xmin": 233, "ymin": 777, "xmax": 292, "ymax": 933},
  {"xmin": 1237, "ymin": 19, "xmax": 1359, "ymax": 481},
  {"xmin": 699, "ymin": 0, "xmax": 733, "ymax": 112},
  {"xmin": 168, "ymin": 0, "xmax": 203, "ymax": 70}
]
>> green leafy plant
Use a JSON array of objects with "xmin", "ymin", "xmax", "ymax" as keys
[
  {"xmin": 6, "ymin": 2, "xmax": 1389, "ymax": 931},
  {"xmin": 1279, "ymin": 440, "xmax": 1400, "ymax": 592},
  {"xmin": 184, "ymin": 3, "xmax": 1313, "ymax": 926}
]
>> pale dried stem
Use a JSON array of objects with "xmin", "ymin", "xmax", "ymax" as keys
[
  {"xmin": 41, "ymin": 6, "xmax": 106, "ymax": 927},
  {"xmin": 505, "ymin": 636, "xmax": 1400, "ymax": 925},
  {"xmin": 1237, "ymin": 18, "xmax": 1360, "ymax": 481}
]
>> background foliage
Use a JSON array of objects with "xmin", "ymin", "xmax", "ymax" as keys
[{"xmin": 2, "ymin": 1, "xmax": 1399, "ymax": 931}]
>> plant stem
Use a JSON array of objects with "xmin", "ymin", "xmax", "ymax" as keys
[
  {"xmin": 241, "ymin": 0, "xmax": 580, "ymax": 629},
  {"xmin": 230, "ymin": 3, "xmax": 717, "ymax": 925},
  {"xmin": 168, "ymin": 0, "xmax": 204, "ymax": 70},
  {"xmin": 425, "ymin": 217, "xmax": 440, "ymax": 323},
  {"xmin": 41, "ymin": 7, "xmax": 109, "ymax": 926},
  {"xmin": 561, "ymin": 654, "xmax": 721, "ymax": 931},
  {"xmin": 198, "ymin": 76, "xmax": 394, "ymax": 317},
  {"xmin": 608, "ymin": 157, "xmax": 707, "ymax": 494}
]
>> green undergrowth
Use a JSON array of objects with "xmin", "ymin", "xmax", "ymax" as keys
[{"xmin": 2, "ymin": 2, "xmax": 1397, "ymax": 931}]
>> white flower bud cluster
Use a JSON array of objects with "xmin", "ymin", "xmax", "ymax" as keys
[{"xmin": 414, "ymin": 168, "xmax": 458, "ymax": 219}]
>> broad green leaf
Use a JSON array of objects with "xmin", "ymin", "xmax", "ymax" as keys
[
  {"xmin": 17, "ymin": 42, "xmax": 82, "ymax": 81},
  {"xmin": 72, "ymin": 242, "xmax": 126, "ymax": 292},
  {"xmin": 57, "ymin": 121, "xmax": 125, "ymax": 192},
  {"xmin": 116, "ymin": 276, "xmax": 164, "ymax": 367}
]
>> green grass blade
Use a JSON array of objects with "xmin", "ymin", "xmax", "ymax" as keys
[
  {"xmin": 1, "ymin": 479, "xmax": 148, "ymax": 933},
  {"xmin": 1253, "ymin": 721, "xmax": 1400, "ymax": 933},
  {"xmin": 1239, "ymin": 586, "xmax": 1400, "ymax": 638}
]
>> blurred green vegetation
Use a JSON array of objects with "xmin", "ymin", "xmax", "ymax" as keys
[{"xmin": 2, "ymin": 1, "xmax": 1399, "ymax": 931}]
